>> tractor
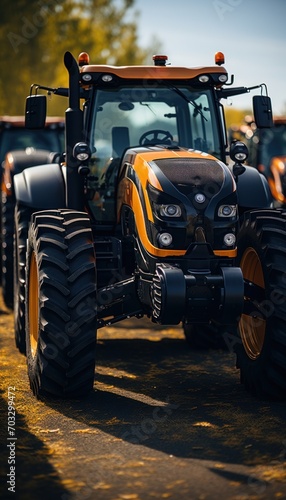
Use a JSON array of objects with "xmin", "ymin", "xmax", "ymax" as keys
[
  {"xmin": 0, "ymin": 116, "xmax": 64, "ymax": 309},
  {"xmin": 247, "ymin": 116, "xmax": 286, "ymax": 207},
  {"xmin": 13, "ymin": 50, "xmax": 286, "ymax": 401}
]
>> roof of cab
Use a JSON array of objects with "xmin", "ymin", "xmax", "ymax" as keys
[{"xmin": 80, "ymin": 64, "xmax": 227, "ymax": 80}]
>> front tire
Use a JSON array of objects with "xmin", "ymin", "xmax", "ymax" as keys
[
  {"xmin": 236, "ymin": 210, "xmax": 286, "ymax": 400},
  {"xmin": 26, "ymin": 209, "xmax": 97, "ymax": 398}
]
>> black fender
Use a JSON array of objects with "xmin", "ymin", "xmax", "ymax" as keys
[
  {"xmin": 5, "ymin": 149, "xmax": 57, "ymax": 172},
  {"xmin": 235, "ymin": 165, "xmax": 272, "ymax": 209},
  {"xmin": 14, "ymin": 163, "xmax": 65, "ymax": 208},
  {"xmin": 2, "ymin": 149, "xmax": 59, "ymax": 196}
]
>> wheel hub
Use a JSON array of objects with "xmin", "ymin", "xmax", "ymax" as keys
[
  {"xmin": 239, "ymin": 247, "xmax": 266, "ymax": 360},
  {"xmin": 29, "ymin": 251, "xmax": 39, "ymax": 358}
]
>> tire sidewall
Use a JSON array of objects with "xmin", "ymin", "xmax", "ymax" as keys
[
  {"xmin": 236, "ymin": 219, "xmax": 274, "ymax": 384},
  {"xmin": 25, "ymin": 209, "xmax": 97, "ymax": 398}
]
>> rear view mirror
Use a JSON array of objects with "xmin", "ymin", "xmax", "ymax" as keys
[
  {"xmin": 25, "ymin": 94, "xmax": 47, "ymax": 129},
  {"xmin": 253, "ymin": 95, "xmax": 273, "ymax": 129}
]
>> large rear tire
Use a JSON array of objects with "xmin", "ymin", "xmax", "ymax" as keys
[
  {"xmin": 236, "ymin": 210, "xmax": 286, "ymax": 400},
  {"xmin": 26, "ymin": 209, "xmax": 97, "ymax": 398},
  {"xmin": 13, "ymin": 204, "xmax": 31, "ymax": 354}
]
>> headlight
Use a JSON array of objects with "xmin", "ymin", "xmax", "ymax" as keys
[
  {"xmin": 73, "ymin": 142, "xmax": 91, "ymax": 161},
  {"xmin": 158, "ymin": 232, "xmax": 173, "ymax": 247},
  {"xmin": 218, "ymin": 205, "xmax": 237, "ymax": 217},
  {"xmin": 147, "ymin": 184, "xmax": 184, "ymax": 219},
  {"xmin": 159, "ymin": 204, "xmax": 182, "ymax": 217},
  {"xmin": 224, "ymin": 233, "xmax": 236, "ymax": 246}
]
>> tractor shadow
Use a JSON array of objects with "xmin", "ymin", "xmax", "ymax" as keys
[
  {"xmin": 43, "ymin": 318, "xmax": 286, "ymax": 474},
  {"xmin": 0, "ymin": 390, "xmax": 69, "ymax": 500},
  {"xmin": 0, "ymin": 316, "xmax": 69, "ymax": 500}
]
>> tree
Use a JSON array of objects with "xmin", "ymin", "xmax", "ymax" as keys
[{"xmin": 0, "ymin": 0, "xmax": 156, "ymax": 115}]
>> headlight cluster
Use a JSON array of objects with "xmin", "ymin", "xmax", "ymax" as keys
[
  {"xmin": 218, "ymin": 204, "xmax": 237, "ymax": 217},
  {"xmin": 159, "ymin": 204, "xmax": 182, "ymax": 217},
  {"xmin": 147, "ymin": 185, "xmax": 184, "ymax": 220}
]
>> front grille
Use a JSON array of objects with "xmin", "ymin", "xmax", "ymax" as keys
[{"xmin": 154, "ymin": 158, "xmax": 224, "ymax": 197}]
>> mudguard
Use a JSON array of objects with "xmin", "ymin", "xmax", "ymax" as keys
[
  {"xmin": 235, "ymin": 165, "xmax": 272, "ymax": 209},
  {"xmin": 2, "ymin": 149, "xmax": 58, "ymax": 196},
  {"xmin": 14, "ymin": 163, "xmax": 65, "ymax": 208}
]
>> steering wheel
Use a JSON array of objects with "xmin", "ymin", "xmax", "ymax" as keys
[{"xmin": 139, "ymin": 129, "xmax": 173, "ymax": 146}]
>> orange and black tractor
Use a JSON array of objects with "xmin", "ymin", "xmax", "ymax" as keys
[
  {"xmin": 247, "ymin": 117, "xmax": 286, "ymax": 206},
  {"xmin": 12, "ymin": 50, "xmax": 286, "ymax": 401}
]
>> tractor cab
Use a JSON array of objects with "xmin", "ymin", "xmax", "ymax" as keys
[
  {"xmin": 85, "ymin": 80, "xmax": 223, "ymax": 225},
  {"xmin": 24, "ymin": 51, "xmax": 272, "ymax": 229}
]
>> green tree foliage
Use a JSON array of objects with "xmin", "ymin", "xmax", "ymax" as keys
[{"xmin": 0, "ymin": 0, "xmax": 153, "ymax": 115}]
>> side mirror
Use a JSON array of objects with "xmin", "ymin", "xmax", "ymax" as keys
[
  {"xmin": 25, "ymin": 94, "xmax": 47, "ymax": 129},
  {"xmin": 253, "ymin": 95, "xmax": 273, "ymax": 129}
]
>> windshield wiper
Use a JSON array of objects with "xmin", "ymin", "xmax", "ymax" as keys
[
  {"xmin": 140, "ymin": 102, "xmax": 156, "ymax": 116},
  {"xmin": 167, "ymin": 85, "xmax": 207, "ymax": 122}
]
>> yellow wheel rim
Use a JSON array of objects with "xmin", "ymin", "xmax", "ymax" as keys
[
  {"xmin": 29, "ymin": 251, "xmax": 39, "ymax": 358},
  {"xmin": 239, "ymin": 247, "xmax": 266, "ymax": 360}
]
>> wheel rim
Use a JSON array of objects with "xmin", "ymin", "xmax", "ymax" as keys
[
  {"xmin": 29, "ymin": 251, "xmax": 39, "ymax": 358},
  {"xmin": 239, "ymin": 247, "xmax": 266, "ymax": 360}
]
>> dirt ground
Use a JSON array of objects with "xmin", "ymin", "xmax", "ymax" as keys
[{"xmin": 0, "ymin": 292, "xmax": 286, "ymax": 500}]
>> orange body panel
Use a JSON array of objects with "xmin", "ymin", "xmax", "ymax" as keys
[
  {"xmin": 81, "ymin": 64, "xmax": 227, "ymax": 82},
  {"xmin": 0, "ymin": 116, "xmax": 64, "ymax": 127},
  {"xmin": 2, "ymin": 152, "xmax": 14, "ymax": 195},
  {"xmin": 269, "ymin": 156, "xmax": 286, "ymax": 204}
]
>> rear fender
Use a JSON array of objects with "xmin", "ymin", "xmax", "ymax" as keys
[
  {"xmin": 14, "ymin": 163, "xmax": 65, "ymax": 208},
  {"xmin": 2, "ymin": 149, "xmax": 56, "ymax": 196}
]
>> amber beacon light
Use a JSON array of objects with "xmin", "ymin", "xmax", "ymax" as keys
[
  {"xmin": 78, "ymin": 52, "xmax": 90, "ymax": 66},
  {"xmin": 215, "ymin": 52, "xmax": 225, "ymax": 66}
]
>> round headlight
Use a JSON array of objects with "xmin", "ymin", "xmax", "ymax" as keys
[
  {"xmin": 199, "ymin": 75, "xmax": 209, "ymax": 83},
  {"xmin": 222, "ymin": 206, "xmax": 232, "ymax": 216},
  {"xmin": 102, "ymin": 74, "xmax": 113, "ymax": 82},
  {"xmin": 82, "ymin": 74, "xmax": 92, "ymax": 82},
  {"xmin": 159, "ymin": 204, "xmax": 182, "ymax": 217},
  {"xmin": 73, "ymin": 142, "xmax": 91, "ymax": 161},
  {"xmin": 218, "ymin": 74, "xmax": 228, "ymax": 82},
  {"xmin": 158, "ymin": 233, "xmax": 173, "ymax": 247},
  {"xmin": 235, "ymin": 152, "xmax": 247, "ymax": 162},
  {"xmin": 218, "ymin": 205, "xmax": 237, "ymax": 217},
  {"xmin": 223, "ymin": 233, "xmax": 236, "ymax": 246},
  {"xmin": 230, "ymin": 141, "xmax": 249, "ymax": 164},
  {"xmin": 194, "ymin": 193, "xmax": 206, "ymax": 204}
]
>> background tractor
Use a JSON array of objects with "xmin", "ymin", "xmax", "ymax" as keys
[
  {"xmin": 12, "ymin": 50, "xmax": 286, "ymax": 401},
  {"xmin": 0, "ymin": 116, "xmax": 64, "ymax": 308},
  {"xmin": 246, "ymin": 116, "xmax": 286, "ymax": 207}
]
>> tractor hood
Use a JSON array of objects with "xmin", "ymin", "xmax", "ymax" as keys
[{"xmin": 117, "ymin": 148, "xmax": 238, "ymax": 258}]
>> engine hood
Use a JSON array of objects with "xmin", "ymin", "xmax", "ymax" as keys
[
  {"xmin": 117, "ymin": 147, "xmax": 238, "ymax": 258},
  {"xmin": 120, "ymin": 147, "xmax": 235, "ymax": 209}
]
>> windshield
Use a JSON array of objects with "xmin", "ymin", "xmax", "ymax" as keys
[
  {"xmin": 89, "ymin": 86, "xmax": 221, "ymax": 169},
  {"xmin": 87, "ymin": 85, "xmax": 221, "ymax": 224}
]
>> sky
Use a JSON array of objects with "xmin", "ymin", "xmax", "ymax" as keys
[{"xmin": 132, "ymin": 0, "xmax": 286, "ymax": 116}]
